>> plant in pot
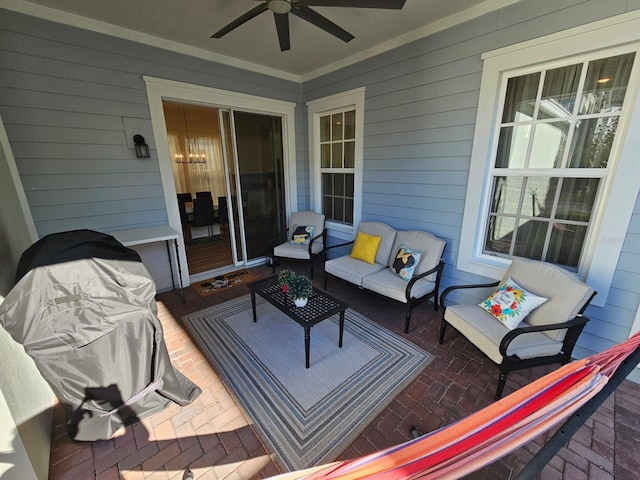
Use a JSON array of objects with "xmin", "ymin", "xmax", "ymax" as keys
[
  {"xmin": 287, "ymin": 272, "xmax": 313, "ymax": 307},
  {"xmin": 277, "ymin": 269, "xmax": 295, "ymax": 293}
]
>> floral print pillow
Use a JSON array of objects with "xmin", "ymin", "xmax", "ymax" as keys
[{"xmin": 479, "ymin": 277, "xmax": 548, "ymax": 329}]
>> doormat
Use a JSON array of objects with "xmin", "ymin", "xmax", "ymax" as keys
[{"xmin": 192, "ymin": 269, "xmax": 262, "ymax": 297}]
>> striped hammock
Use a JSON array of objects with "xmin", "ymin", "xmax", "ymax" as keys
[{"xmin": 271, "ymin": 332, "xmax": 640, "ymax": 480}]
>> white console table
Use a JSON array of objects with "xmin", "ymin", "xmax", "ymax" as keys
[{"xmin": 110, "ymin": 225, "xmax": 185, "ymax": 303}]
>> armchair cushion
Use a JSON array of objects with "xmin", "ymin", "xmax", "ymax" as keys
[
  {"xmin": 445, "ymin": 304, "xmax": 564, "ymax": 364},
  {"xmin": 479, "ymin": 277, "xmax": 548, "ymax": 330},
  {"xmin": 287, "ymin": 211, "xmax": 326, "ymax": 249},
  {"xmin": 350, "ymin": 231, "xmax": 381, "ymax": 264},
  {"xmin": 273, "ymin": 211, "xmax": 325, "ymax": 260},
  {"xmin": 390, "ymin": 245, "xmax": 422, "ymax": 281},
  {"xmin": 501, "ymin": 258, "xmax": 595, "ymax": 341},
  {"xmin": 274, "ymin": 242, "xmax": 313, "ymax": 260}
]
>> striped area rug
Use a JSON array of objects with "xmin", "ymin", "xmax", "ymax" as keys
[{"xmin": 183, "ymin": 295, "xmax": 432, "ymax": 471}]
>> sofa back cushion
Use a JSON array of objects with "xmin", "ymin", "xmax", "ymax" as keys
[
  {"xmin": 358, "ymin": 222, "xmax": 397, "ymax": 265},
  {"xmin": 501, "ymin": 257, "xmax": 595, "ymax": 341},
  {"xmin": 391, "ymin": 231, "xmax": 445, "ymax": 282}
]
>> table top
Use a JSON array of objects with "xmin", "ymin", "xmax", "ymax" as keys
[
  {"xmin": 248, "ymin": 275, "xmax": 348, "ymax": 327},
  {"xmin": 109, "ymin": 225, "xmax": 180, "ymax": 247}
]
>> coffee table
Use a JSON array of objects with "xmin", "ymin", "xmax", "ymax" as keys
[{"xmin": 247, "ymin": 275, "xmax": 348, "ymax": 368}]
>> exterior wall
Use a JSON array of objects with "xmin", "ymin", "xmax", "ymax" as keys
[
  {"xmin": 0, "ymin": 9, "xmax": 303, "ymax": 291},
  {"xmin": 303, "ymin": 0, "xmax": 640, "ymax": 359},
  {"xmin": 0, "ymin": 116, "xmax": 52, "ymax": 480}
]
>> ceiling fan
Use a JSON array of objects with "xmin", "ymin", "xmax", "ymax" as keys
[{"xmin": 211, "ymin": 0, "xmax": 407, "ymax": 52}]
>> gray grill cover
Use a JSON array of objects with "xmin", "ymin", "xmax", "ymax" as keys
[{"xmin": 0, "ymin": 230, "xmax": 201, "ymax": 441}]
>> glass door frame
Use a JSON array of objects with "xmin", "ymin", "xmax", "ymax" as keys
[{"xmin": 144, "ymin": 76, "xmax": 297, "ymax": 287}]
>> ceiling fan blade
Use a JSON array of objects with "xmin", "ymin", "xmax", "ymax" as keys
[
  {"xmin": 298, "ymin": 0, "xmax": 406, "ymax": 9},
  {"xmin": 290, "ymin": 5, "xmax": 354, "ymax": 43},
  {"xmin": 211, "ymin": 3, "xmax": 269, "ymax": 38},
  {"xmin": 273, "ymin": 13, "xmax": 291, "ymax": 51}
]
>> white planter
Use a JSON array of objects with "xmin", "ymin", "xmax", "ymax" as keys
[{"xmin": 294, "ymin": 297, "xmax": 308, "ymax": 307}]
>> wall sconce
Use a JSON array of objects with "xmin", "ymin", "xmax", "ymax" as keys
[{"xmin": 133, "ymin": 134, "xmax": 150, "ymax": 158}]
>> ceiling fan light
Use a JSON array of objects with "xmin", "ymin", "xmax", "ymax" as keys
[{"xmin": 267, "ymin": 0, "xmax": 291, "ymax": 14}]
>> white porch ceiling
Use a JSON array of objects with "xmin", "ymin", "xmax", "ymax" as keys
[{"xmin": 3, "ymin": 0, "xmax": 520, "ymax": 80}]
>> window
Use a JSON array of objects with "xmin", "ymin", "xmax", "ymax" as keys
[
  {"xmin": 458, "ymin": 11, "xmax": 640, "ymax": 307},
  {"xmin": 308, "ymin": 88, "xmax": 364, "ymax": 237},
  {"xmin": 485, "ymin": 53, "xmax": 635, "ymax": 270},
  {"xmin": 320, "ymin": 110, "xmax": 355, "ymax": 225}
]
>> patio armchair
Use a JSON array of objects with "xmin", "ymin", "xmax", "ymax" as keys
[
  {"xmin": 439, "ymin": 257, "xmax": 596, "ymax": 399},
  {"xmin": 271, "ymin": 211, "xmax": 326, "ymax": 279}
]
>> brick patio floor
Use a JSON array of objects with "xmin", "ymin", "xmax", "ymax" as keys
[{"xmin": 48, "ymin": 262, "xmax": 640, "ymax": 479}]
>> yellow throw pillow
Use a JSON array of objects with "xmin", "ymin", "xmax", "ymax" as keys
[{"xmin": 350, "ymin": 232, "xmax": 382, "ymax": 264}]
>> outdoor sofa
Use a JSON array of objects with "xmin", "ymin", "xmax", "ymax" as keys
[{"xmin": 324, "ymin": 221, "xmax": 445, "ymax": 333}]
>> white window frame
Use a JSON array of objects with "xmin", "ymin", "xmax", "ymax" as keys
[
  {"xmin": 458, "ymin": 11, "xmax": 640, "ymax": 307},
  {"xmin": 307, "ymin": 87, "xmax": 365, "ymax": 240}
]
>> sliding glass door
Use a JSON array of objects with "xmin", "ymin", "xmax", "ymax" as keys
[
  {"xmin": 163, "ymin": 99, "xmax": 287, "ymax": 277},
  {"xmin": 221, "ymin": 110, "xmax": 287, "ymax": 265}
]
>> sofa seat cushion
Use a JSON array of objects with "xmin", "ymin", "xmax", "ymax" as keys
[
  {"xmin": 274, "ymin": 241, "xmax": 323, "ymax": 260},
  {"xmin": 362, "ymin": 269, "xmax": 435, "ymax": 304},
  {"xmin": 445, "ymin": 304, "xmax": 564, "ymax": 365},
  {"xmin": 325, "ymin": 256, "xmax": 386, "ymax": 287}
]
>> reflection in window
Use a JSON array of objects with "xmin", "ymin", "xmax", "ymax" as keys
[
  {"xmin": 484, "ymin": 52, "xmax": 634, "ymax": 269},
  {"xmin": 486, "ymin": 176, "xmax": 598, "ymax": 268}
]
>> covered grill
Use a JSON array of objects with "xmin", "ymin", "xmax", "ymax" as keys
[{"xmin": 0, "ymin": 229, "xmax": 200, "ymax": 441}]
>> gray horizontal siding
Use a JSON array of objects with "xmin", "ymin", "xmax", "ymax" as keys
[
  {"xmin": 306, "ymin": 0, "xmax": 640, "ymax": 359},
  {"xmin": 0, "ymin": 7, "xmax": 301, "ymax": 291}
]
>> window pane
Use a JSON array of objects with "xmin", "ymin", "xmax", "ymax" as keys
[
  {"xmin": 332, "ymin": 143, "xmax": 343, "ymax": 168},
  {"xmin": 485, "ymin": 215, "xmax": 515, "ymax": 255},
  {"xmin": 344, "ymin": 141, "xmax": 355, "ymax": 168},
  {"xmin": 335, "ymin": 173, "xmax": 345, "ymax": 196},
  {"xmin": 345, "ymin": 198, "xmax": 354, "ymax": 224},
  {"xmin": 513, "ymin": 219, "xmax": 547, "ymax": 260},
  {"xmin": 320, "ymin": 115, "xmax": 331, "ymax": 142},
  {"xmin": 502, "ymin": 72, "xmax": 540, "ymax": 123},
  {"xmin": 334, "ymin": 197, "xmax": 345, "ymax": 222},
  {"xmin": 321, "ymin": 143, "xmax": 331, "ymax": 168},
  {"xmin": 580, "ymin": 53, "xmax": 635, "ymax": 114},
  {"xmin": 322, "ymin": 173, "xmax": 332, "ymax": 194},
  {"xmin": 332, "ymin": 113, "xmax": 343, "ymax": 141},
  {"xmin": 344, "ymin": 110, "xmax": 356, "ymax": 139},
  {"xmin": 490, "ymin": 176, "xmax": 523, "ymax": 215},
  {"xmin": 546, "ymin": 224, "xmax": 588, "ymax": 268},
  {"xmin": 345, "ymin": 174, "xmax": 354, "ymax": 197},
  {"xmin": 323, "ymin": 195, "xmax": 333, "ymax": 220},
  {"xmin": 538, "ymin": 63, "xmax": 581, "ymax": 119},
  {"xmin": 568, "ymin": 116, "xmax": 618, "ymax": 168},
  {"xmin": 495, "ymin": 125, "xmax": 530, "ymax": 168},
  {"xmin": 556, "ymin": 178, "xmax": 599, "ymax": 222},
  {"xmin": 529, "ymin": 121, "xmax": 570, "ymax": 168},
  {"xmin": 523, "ymin": 177, "xmax": 556, "ymax": 218}
]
